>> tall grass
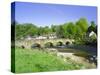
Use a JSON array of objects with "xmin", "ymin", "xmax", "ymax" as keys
[{"xmin": 13, "ymin": 47, "xmax": 86, "ymax": 73}]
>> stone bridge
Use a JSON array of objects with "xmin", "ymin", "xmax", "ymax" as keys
[{"xmin": 15, "ymin": 39, "xmax": 74, "ymax": 49}]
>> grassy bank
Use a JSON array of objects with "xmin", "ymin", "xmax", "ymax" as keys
[{"xmin": 12, "ymin": 47, "xmax": 87, "ymax": 73}]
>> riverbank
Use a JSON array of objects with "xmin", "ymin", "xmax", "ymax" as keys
[{"xmin": 12, "ymin": 47, "xmax": 94, "ymax": 73}]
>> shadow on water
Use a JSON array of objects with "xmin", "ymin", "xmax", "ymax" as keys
[{"xmin": 54, "ymin": 45, "xmax": 97, "ymax": 55}]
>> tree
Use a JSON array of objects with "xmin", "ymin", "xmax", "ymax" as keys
[
  {"xmin": 56, "ymin": 25, "xmax": 64, "ymax": 38},
  {"xmin": 15, "ymin": 18, "xmax": 96, "ymax": 42},
  {"xmin": 62, "ymin": 23, "xmax": 68, "ymax": 38},
  {"xmin": 76, "ymin": 18, "xmax": 88, "ymax": 33},
  {"xmin": 87, "ymin": 21, "xmax": 96, "ymax": 33},
  {"xmin": 15, "ymin": 23, "xmax": 38, "ymax": 39},
  {"xmin": 51, "ymin": 25, "xmax": 57, "ymax": 32},
  {"xmin": 66, "ymin": 22, "xmax": 76, "ymax": 39},
  {"xmin": 75, "ymin": 18, "xmax": 88, "ymax": 40},
  {"xmin": 43, "ymin": 26, "xmax": 52, "ymax": 35},
  {"xmin": 37, "ymin": 27, "xmax": 44, "ymax": 36},
  {"xmin": 94, "ymin": 26, "xmax": 97, "ymax": 34}
]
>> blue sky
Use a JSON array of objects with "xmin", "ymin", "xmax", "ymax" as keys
[{"xmin": 12, "ymin": 2, "xmax": 97, "ymax": 27}]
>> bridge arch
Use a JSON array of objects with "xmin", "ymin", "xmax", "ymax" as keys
[
  {"xmin": 31, "ymin": 43, "xmax": 41, "ymax": 48},
  {"xmin": 44, "ymin": 42, "xmax": 54, "ymax": 48},
  {"xmin": 56, "ymin": 41, "xmax": 63, "ymax": 46},
  {"xmin": 65, "ymin": 41, "xmax": 71, "ymax": 45}
]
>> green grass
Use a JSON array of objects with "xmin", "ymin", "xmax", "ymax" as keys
[{"xmin": 12, "ymin": 47, "xmax": 86, "ymax": 73}]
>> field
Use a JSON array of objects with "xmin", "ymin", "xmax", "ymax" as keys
[{"xmin": 12, "ymin": 47, "xmax": 88, "ymax": 73}]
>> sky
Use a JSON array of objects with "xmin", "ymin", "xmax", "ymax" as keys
[{"xmin": 11, "ymin": 2, "xmax": 97, "ymax": 27}]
